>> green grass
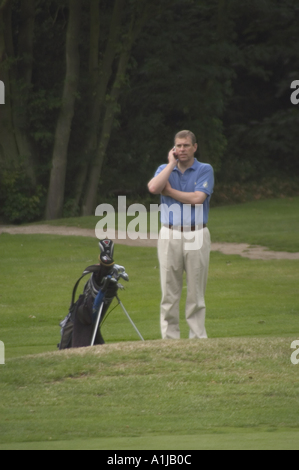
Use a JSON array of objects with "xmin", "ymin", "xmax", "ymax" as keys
[
  {"xmin": 209, "ymin": 197, "xmax": 299, "ymax": 252},
  {"xmin": 1, "ymin": 197, "xmax": 299, "ymax": 449},
  {"xmin": 0, "ymin": 338, "xmax": 298, "ymax": 449},
  {"xmin": 2, "ymin": 431, "xmax": 299, "ymax": 450},
  {"xmin": 31, "ymin": 196, "xmax": 299, "ymax": 252},
  {"xmin": 0, "ymin": 235, "xmax": 298, "ymax": 360}
]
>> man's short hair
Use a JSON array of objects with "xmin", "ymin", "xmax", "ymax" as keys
[{"xmin": 175, "ymin": 130, "xmax": 197, "ymax": 146}]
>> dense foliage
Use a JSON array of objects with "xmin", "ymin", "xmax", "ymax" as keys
[{"xmin": 0, "ymin": 0, "xmax": 298, "ymax": 222}]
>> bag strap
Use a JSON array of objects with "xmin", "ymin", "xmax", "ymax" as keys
[{"xmin": 70, "ymin": 265, "xmax": 102, "ymax": 307}]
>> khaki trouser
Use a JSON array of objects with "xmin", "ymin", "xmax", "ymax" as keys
[{"xmin": 158, "ymin": 225, "xmax": 211, "ymax": 339}]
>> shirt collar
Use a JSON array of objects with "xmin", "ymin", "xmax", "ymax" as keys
[{"xmin": 173, "ymin": 158, "xmax": 199, "ymax": 172}]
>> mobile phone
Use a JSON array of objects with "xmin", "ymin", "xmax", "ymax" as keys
[{"xmin": 173, "ymin": 146, "xmax": 178, "ymax": 158}]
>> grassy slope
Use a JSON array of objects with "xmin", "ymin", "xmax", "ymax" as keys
[{"xmin": 0, "ymin": 338, "xmax": 298, "ymax": 449}]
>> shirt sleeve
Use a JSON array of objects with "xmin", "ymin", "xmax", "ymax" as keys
[
  {"xmin": 195, "ymin": 164, "xmax": 214, "ymax": 198},
  {"xmin": 154, "ymin": 164, "xmax": 167, "ymax": 178}
]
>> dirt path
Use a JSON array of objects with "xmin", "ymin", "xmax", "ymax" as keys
[{"xmin": 1, "ymin": 224, "xmax": 299, "ymax": 260}]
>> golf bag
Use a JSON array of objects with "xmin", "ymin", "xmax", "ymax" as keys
[{"xmin": 58, "ymin": 239, "xmax": 119, "ymax": 349}]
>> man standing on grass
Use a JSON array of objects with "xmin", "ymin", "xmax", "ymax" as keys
[{"xmin": 148, "ymin": 130, "xmax": 214, "ymax": 339}]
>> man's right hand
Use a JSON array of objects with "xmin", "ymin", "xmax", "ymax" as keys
[
  {"xmin": 168, "ymin": 147, "xmax": 178, "ymax": 166},
  {"xmin": 148, "ymin": 148, "xmax": 177, "ymax": 195}
]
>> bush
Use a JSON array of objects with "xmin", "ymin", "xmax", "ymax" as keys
[
  {"xmin": 212, "ymin": 176, "xmax": 299, "ymax": 206},
  {"xmin": 0, "ymin": 169, "xmax": 45, "ymax": 224}
]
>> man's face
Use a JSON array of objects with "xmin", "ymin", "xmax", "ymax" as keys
[{"xmin": 174, "ymin": 137, "xmax": 197, "ymax": 164}]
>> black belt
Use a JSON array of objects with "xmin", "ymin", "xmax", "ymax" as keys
[{"xmin": 164, "ymin": 224, "xmax": 207, "ymax": 232}]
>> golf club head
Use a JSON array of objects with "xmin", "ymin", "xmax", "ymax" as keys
[
  {"xmin": 119, "ymin": 272, "xmax": 129, "ymax": 282},
  {"xmin": 113, "ymin": 264, "xmax": 125, "ymax": 274}
]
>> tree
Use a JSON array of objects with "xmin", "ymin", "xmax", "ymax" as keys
[
  {"xmin": 81, "ymin": 1, "xmax": 152, "ymax": 216},
  {"xmin": 0, "ymin": 0, "xmax": 18, "ymax": 168},
  {"xmin": 70, "ymin": 0, "xmax": 126, "ymax": 214},
  {"xmin": 45, "ymin": 0, "xmax": 82, "ymax": 220},
  {"xmin": 1, "ymin": 0, "xmax": 298, "ymax": 224},
  {"xmin": 0, "ymin": 0, "xmax": 36, "ymax": 182},
  {"xmin": 95, "ymin": 0, "xmax": 235, "ymax": 198},
  {"xmin": 220, "ymin": 0, "xmax": 299, "ymax": 181}
]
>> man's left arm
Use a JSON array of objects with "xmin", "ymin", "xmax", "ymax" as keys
[{"xmin": 161, "ymin": 182, "xmax": 207, "ymax": 205}]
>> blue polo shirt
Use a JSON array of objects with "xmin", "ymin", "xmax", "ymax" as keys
[{"xmin": 154, "ymin": 159, "xmax": 214, "ymax": 226}]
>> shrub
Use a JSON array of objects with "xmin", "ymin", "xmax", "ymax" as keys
[{"xmin": 0, "ymin": 169, "xmax": 45, "ymax": 224}]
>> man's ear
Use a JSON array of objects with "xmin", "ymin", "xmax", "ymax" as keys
[{"xmin": 194, "ymin": 143, "xmax": 198, "ymax": 152}]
